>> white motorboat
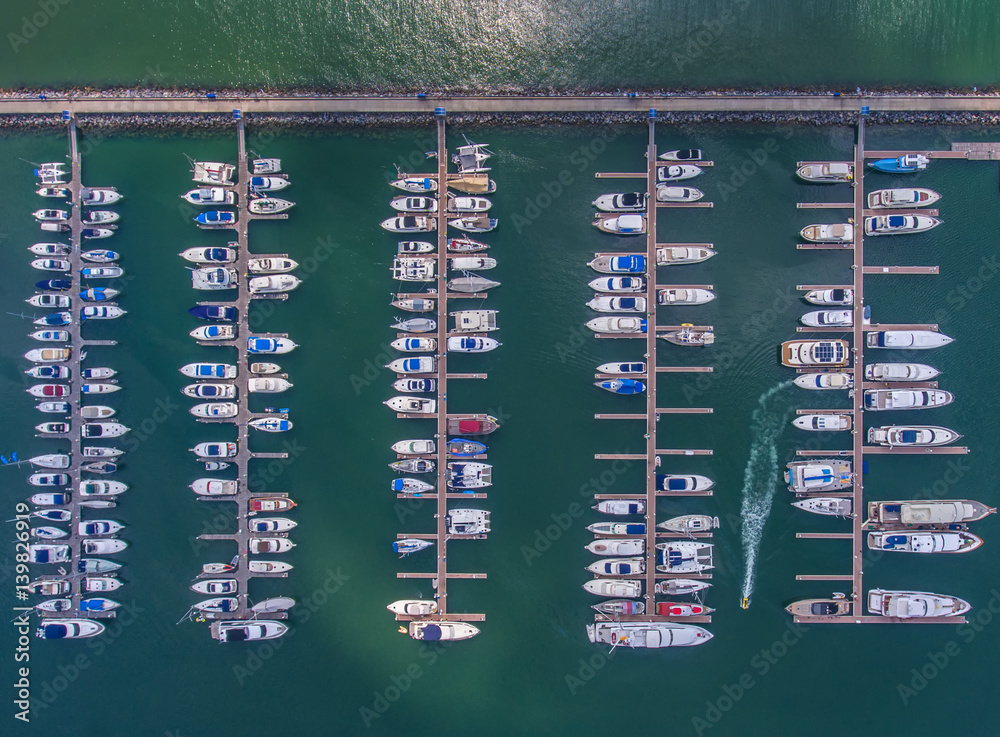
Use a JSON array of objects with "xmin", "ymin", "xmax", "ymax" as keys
[
  {"xmin": 386, "ymin": 599, "xmax": 438, "ymax": 616},
  {"xmin": 250, "ymin": 362, "xmax": 281, "ymax": 374},
  {"xmin": 182, "ymin": 383, "xmax": 236, "ymax": 399},
  {"xmin": 587, "ymin": 622, "xmax": 713, "ymax": 648},
  {"xmin": 191, "ymin": 161, "xmax": 235, "ymax": 185},
  {"xmin": 83, "ymin": 577, "xmax": 123, "ymax": 592},
  {"xmin": 865, "ymin": 363, "xmax": 940, "ymax": 381},
  {"xmin": 191, "ymin": 267, "xmax": 238, "ymax": 290},
  {"xmin": 596, "ymin": 361, "xmax": 646, "ymax": 375},
  {"xmin": 80, "ymin": 187, "xmax": 123, "ymax": 205},
  {"xmin": 179, "ymin": 246, "xmax": 237, "ymax": 264},
  {"xmin": 654, "ymin": 541, "xmax": 714, "ymax": 573},
  {"xmin": 81, "ymin": 249, "xmax": 119, "ymax": 263},
  {"xmin": 592, "ymin": 192, "xmax": 646, "ymax": 212},
  {"xmin": 249, "ymin": 518, "xmax": 297, "ymax": 534},
  {"xmin": 865, "ymin": 215, "xmax": 941, "ymax": 236},
  {"xmin": 37, "ymin": 400, "xmax": 70, "ymax": 413},
  {"xmin": 247, "ymin": 336, "xmax": 297, "ymax": 354},
  {"xmin": 586, "ymin": 557, "xmax": 645, "ymax": 576},
  {"xmin": 249, "ymin": 537, "xmax": 295, "ymax": 554},
  {"xmin": 249, "ymin": 175, "xmax": 290, "ymax": 192},
  {"xmin": 791, "ymin": 497, "xmax": 852, "ymax": 516},
  {"xmin": 79, "ymin": 480, "xmax": 128, "ymax": 496},
  {"xmin": 248, "ymin": 257, "xmax": 298, "ymax": 273},
  {"xmin": 804, "ymin": 288, "xmax": 853, "ymax": 306},
  {"xmin": 390, "ymin": 195, "xmax": 438, "ymax": 213},
  {"xmin": 446, "ymin": 196, "xmax": 491, "ymax": 213},
  {"xmin": 248, "ymin": 197, "xmax": 294, "ymax": 214},
  {"xmin": 795, "ymin": 162, "xmax": 854, "ymax": 183},
  {"xmin": 397, "ymin": 240, "xmax": 434, "ymax": 254},
  {"xmin": 26, "ymin": 365, "xmax": 70, "ymax": 379},
  {"xmin": 29, "ymin": 453, "xmax": 70, "ymax": 469},
  {"xmin": 248, "ymin": 561, "xmax": 293, "ymax": 574},
  {"xmin": 792, "ymin": 413, "xmax": 852, "ymax": 431},
  {"xmin": 82, "ymin": 538, "xmax": 128, "ymax": 555},
  {"xmin": 190, "ymin": 325, "xmax": 236, "ymax": 341},
  {"xmin": 868, "ymin": 531, "xmax": 983, "ymax": 554},
  {"xmin": 249, "ymin": 274, "xmax": 301, "ymax": 294},
  {"xmin": 445, "ymin": 508, "xmax": 490, "ymax": 535},
  {"xmin": 654, "ymin": 579, "xmax": 712, "ymax": 596},
  {"xmin": 82, "ymin": 210, "xmax": 120, "ymax": 225},
  {"xmin": 385, "ymin": 357, "xmax": 436, "ymax": 374},
  {"xmin": 589, "ymin": 276, "xmax": 645, "ymax": 293},
  {"xmin": 28, "ymin": 243, "xmax": 70, "ymax": 256},
  {"xmin": 36, "ymin": 422, "xmax": 69, "ymax": 434},
  {"xmin": 780, "ymin": 339, "xmax": 850, "ymax": 367},
  {"xmin": 586, "ymin": 316, "xmax": 646, "ymax": 334},
  {"xmin": 449, "ymin": 309, "xmax": 498, "ymax": 332},
  {"xmin": 78, "ymin": 520, "xmax": 124, "ymax": 536},
  {"xmin": 248, "ymin": 418, "xmax": 292, "ymax": 433},
  {"xmin": 793, "ymin": 372, "xmax": 853, "ymax": 390},
  {"xmin": 192, "ymin": 579, "xmax": 238, "ymax": 595},
  {"xmin": 80, "ymin": 306, "xmax": 126, "ymax": 320},
  {"xmin": 659, "ymin": 149, "xmax": 702, "ymax": 161},
  {"xmin": 656, "ymin": 515, "xmax": 720, "ymax": 533},
  {"xmin": 588, "ymin": 254, "xmax": 645, "ymax": 274},
  {"xmin": 867, "ymin": 589, "xmax": 970, "ymax": 619},
  {"xmin": 28, "ymin": 473, "xmax": 69, "ymax": 487},
  {"xmin": 592, "ymin": 499, "xmax": 645, "ymax": 515},
  {"xmin": 867, "ymin": 188, "xmax": 941, "ymax": 209},
  {"xmin": 381, "ymin": 216, "xmax": 436, "ymax": 233},
  {"xmin": 31, "ymin": 259, "xmax": 70, "ymax": 272},
  {"xmin": 448, "ymin": 275, "xmax": 500, "ymax": 292},
  {"xmin": 655, "ymin": 186, "xmax": 704, "ymax": 202},
  {"xmin": 81, "ymin": 422, "xmax": 129, "ymax": 438},
  {"xmin": 447, "ymin": 237, "xmax": 489, "ymax": 253},
  {"xmin": 407, "ymin": 621, "xmax": 479, "ymax": 641},
  {"xmin": 584, "ymin": 538, "xmax": 645, "ymax": 556},
  {"xmin": 867, "ymin": 425, "xmax": 962, "ymax": 447},
  {"xmin": 80, "ymin": 406, "xmax": 115, "ymax": 419},
  {"xmin": 659, "ymin": 326, "xmax": 715, "ymax": 346},
  {"xmin": 252, "ymin": 158, "xmax": 282, "ymax": 174},
  {"xmin": 863, "ymin": 389, "xmax": 954, "ymax": 411},
  {"xmin": 36, "ymin": 186, "xmax": 69, "ymax": 198},
  {"xmin": 593, "ymin": 213, "xmax": 646, "ymax": 235},
  {"xmin": 800, "ymin": 223, "xmax": 854, "ymax": 243},
  {"xmin": 586, "ymin": 296, "xmax": 646, "ymax": 313},
  {"xmin": 36, "ymin": 620, "xmax": 106, "ymax": 640},
  {"xmin": 182, "ymin": 187, "xmax": 235, "ymax": 205},
  {"xmin": 27, "ymin": 293, "xmax": 70, "ymax": 308},
  {"xmin": 801, "ymin": 309, "xmax": 852, "ymax": 327},
  {"xmin": 657, "ymin": 474, "xmax": 714, "ymax": 492},
  {"xmin": 392, "ymin": 478, "xmax": 434, "ymax": 494},
  {"xmin": 191, "ymin": 442, "xmax": 238, "ymax": 458},
  {"xmin": 389, "ymin": 337, "xmax": 437, "ymax": 353},
  {"xmin": 589, "ymin": 525, "xmax": 647, "ymax": 539},
  {"xmin": 657, "ymin": 288, "xmax": 715, "ymax": 305},
  {"xmin": 392, "ymin": 257, "xmax": 436, "ymax": 281},
  {"xmin": 784, "ymin": 459, "xmax": 852, "ymax": 493},
  {"xmin": 391, "ymin": 439, "xmax": 436, "ymax": 455},
  {"xmin": 390, "ymin": 176, "xmax": 437, "ymax": 193},
  {"xmin": 656, "ymin": 246, "xmax": 716, "ymax": 265},
  {"xmin": 33, "ymin": 209, "xmax": 69, "ymax": 222},
  {"xmin": 190, "ymin": 402, "xmax": 239, "ymax": 419},
  {"xmin": 656, "ymin": 164, "xmax": 702, "ymax": 182},
  {"xmin": 867, "ymin": 331, "xmax": 953, "ymax": 350},
  {"xmin": 81, "ymin": 446, "xmax": 124, "ymax": 458},
  {"xmin": 867, "ymin": 500, "xmax": 995, "ymax": 526},
  {"xmin": 180, "ymin": 363, "xmax": 238, "ymax": 379},
  {"xmin": 449, "ymin": 256, "xmax": 496, "ymax": 271},
  {"xmin": 25, "ymin": 347, "xmax": 71, "ymax": 362},
  {"xmin": 446, "ymin": 336, "xmax": 501, "ymax": 352},
  {"xmin": 583, "ymin": 579, "xmax": 643, "ymax": 598},
  {"xmin": 384, "ymin": 396, "xmax": 436, "ymax": 414},
  {"xmin": 190, "ymin": 479, "xmax": 239, "ymax": 496},
  {"xmin": 248, "ymin": 377, "xmax": 292, "ymax": 393},
  {"xmin": 30, "ymin": 330, "xmax": 70, "ymax": 342}
]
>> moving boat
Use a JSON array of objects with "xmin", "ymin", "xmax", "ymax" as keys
[
  {"xmin": 247, "ymin": 336, "xmax": 297, "ymax": 353},
  {"xmin": 659, "ymin": 149, "xmax": 702, "ymax": 161},
  {"xmin": 867, "ymin": 500, "xmax": 995, "ymax": 526},
  {"xmin": 392, "ymin": 316, "xmax": 436, "ymax": 333},
  {"xmin": 392, "ymin": 257, "xmax": 436, "ymax": 281},
  {"xmin": 191, "ymin": 325, "xmax": 236, "ymax": 341},
  {"xmin": 449, "ymin": 309, "xmax": 498, "ymax": 332},
  {"xmin": 390, "ymin": 176, "xmax": 437, "ymax": 193},
  {"xmin": 385, "ymin": 357, "xmax": 436, "ymax": 373},
  {"xmin": 780, "ymin": 339, "xmax": 849, "ymax": 367},
  {"xmin": 191, "ymin": 442, "xmax": 238, "ymax": 458},
  {"xmin": 587, "ymin": 622, "xmax": 713, "ymax": 648},
  {"xmin": 390, "ymin": 337, "xmax": 436, "ymax": 353},
  {"xmin": 867, "ymin": 188, "xmax": 941, "ymax": 209},
  {"xmin": 784, "ymin": 459, "xmax": 852, "ymax": 493},
  {"xmin": 868, "ymin": 154, "xmax": 929, "ymax": 173},
  {"xmin": 867, "ymin": 425, "xmax": 962, "ymax": 447},
  {"xmin": 586, "ymin": 316, "xmax": 646, "ymax": 334},
  {"xmin": 864, "ymin": 214, "xmax": 941, "ymax": 236},
  {"xmin": 796, "ymin": 162, "xmax": 854, "ymax": 183},
  {"xmin": 586, "ymin": 522, "xmax": 646, "ymax": 536},
  {"xmin": 657, "ymin": 288, "xmax": 715, "ymax": 305},
  {"xmin": 656, "ymin": 186, "xmax": 704, "ymax": 202},
  {"xmin": 179, "ymin": 246, "xmax": 237, "ymax": 264},
  {"xmin": 180, "ymin": 363, "xmax": 237, "ymax": 379},
  {"xmin": 384, "ymin": 396, "xmax": 437, "ymax": 414},
  {"xmin": 800, "ymin": 223, "xmax": 854, "ymax": 243},
  {"xmin": 448, "ymin": 275, "xmax": 500, "ymax": 292},
  {"xmin": 657, "ymin": 515, "xmax": 720, "ymax": 533},
  {"xmin": 793, "ymin": 372, "xmax": 853, "ymax": 390},
  {"xmin": 656, "ymin": 164, "xmax": 702, "ymax": 182},
  {"xmin": 592, "ymin": 192, "xmax": 646, "ymax": 212},
  {"xmin": 392, "ymin": 378, "xmax": 435, "ymax": 393},
  {"xmin": 182, "ymin": 383, "xmax": 236, "ymax": 399},
  {"xmin": 188, "ymin": 305, "xmax": 238, "ymax": 322},
  {"xmin": 190, "ymin": 267, "xmax": 237, "ymax": 290},
  {"xmin": 867, "ymin": 330, "xmax": 953, "ymax": 350},
  {"xmin": 449, "ymin": 256, "xmax": 496, "ymax": 271},
  {"xmin": 589, "ymin": 276, "xmax": 645, "ymax": 293},
  {"xmin": 190, "ymin": 402, "xmax": 239, "ymax": 418},
  {"xmin": 182, "ymin": 187, "xmax": 235, "ymax": 205},
  {"xmin": 446, "ymin": 415, "xmax": 500, "ymax": 435},
  {"xmin": 593, "ymin": 214, "xmax": 646, "ymax": 235},
  {"xmin": 392, "ymin": 439, "xmax": 435, "ymax": 455},
  {"xmin": 863, "ymin": 389, "xmax": 954, "ymax": 411},
  {"xmin": 36, "ymin": 620, "xmax": 105, "ymax": 640},
  {"xmin": 791, "ymin": 497, "xmax": 852, "ymax": 516},
  {"xmin": 446, "ymin": 337, "xmax": 501, "ymax": 352},
  {"xmin": 865, "ymin": 362, "xmax": 940, "ymax": 381},
  {"xmin": 596, "ymin": 361, "xmax": 645, "ymax": 375},
  {"xmin": 660, "ymin": 326, "xmax": 715, "ymax": 346},
  {"xmin": 249, "ymin": 175, "xmax": 290, "ymax": 192},
  {"xmin": 390, "ymin": 195, "xmax": 438, "ymax": 212},
  {"xmin": 194, "ymin": 211, "xmax": 236, "ymax": 228},
  {"xmin": 249, "ymin": 274, "xmax": 301, "ymax": 294},
  {"xmin": 248, "ymin": 197, "xmax": 294, "ymax": 214},
  {"xmin": 792, "ymin": 413, "xmax": 852, "ymax": 431},
  {"xmin": 248, "ymin": 377, "xmax": 293, "ymax": 393},
  {"xmin": 586, "ymin": 296, "xmax": 646, "ymax": 313},
  {"xmin": 212, "ymin": 621, "xmax": 289, "ymax": 642},
  {"xmin": 583, "ymin": 579, "xmax": 643, "ymax": 597},
  {"xmin": 248, "ymin": 418, "xmax": 293, "ymax": 432},
  {"xmin": 587, "ymin": 254, "xmax": 645, "ymax": 273},
  {"xmin": 381, "ymin": 216, "xmax": 436, "ymax": 233},
  {"xmin": 656, "ymin": 246, "xmax": 716, "ymax": 265},
  {"xmin": 868, "ymin": 531, "xmax": 983, "ymax": 554},
  {"xmin": 595, "ymin": 378, "xmax": 645, "ymax": 394},
  {"xmin": 407, "ymin": 621, "xmax": 479, "ymax": 641},
  {"xmin": 655, "ymin": 473, "xmax": 715, "ymax": 492},
  {"xmin": 785, "ymin": 594, "xmax": 852, "ymax": 618},
  {"xmin": 587, "ymin": 557, "xmax": 645, "ymax": 576},
  {"xmin": 585, "ymin": 538, "xmax": 644, "ymax": 556},
  {"xmin": 655, "ymin": 542, "xmax": 714, "ymax": 573},
  {"xmin": 593, "ymin": 499, "xmax": 644, "ymax": 515},
  {"xmin": 801, "ymin": 309, "xmax": 852, "ymax": 327}
]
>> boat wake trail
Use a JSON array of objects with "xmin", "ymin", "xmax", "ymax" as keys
[{"xmin": 739, "ymin": 381, "xmax": 794, "ymax": 609}]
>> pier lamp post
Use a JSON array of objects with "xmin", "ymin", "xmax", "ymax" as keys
[
  {"xmin": 434, "ymin": 107, "xmax": 446, "ymax": 118},
  {"xmin": 649, "ymin": 108, "xmax": 657, "ymax": 120}
]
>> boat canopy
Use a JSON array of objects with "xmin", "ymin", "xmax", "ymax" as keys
[{"xmin": 420, "ymin": 624, "xmax": 443, "ymax": 640}]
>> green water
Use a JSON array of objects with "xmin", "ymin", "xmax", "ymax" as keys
[
  {"xmin": 1, "ymin": 121, "xmax": 999, "ymax": 736},
  {"xmin": 5, "ymin": 0, "xmax": 1000, "ymax": 89}
]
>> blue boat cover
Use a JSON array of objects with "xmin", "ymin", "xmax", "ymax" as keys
[
  {"xmin": 625, "ymin": 523, "xmax": 645, "ymax": 534},
  {"xmin": 42, "ymin": 624, "xmax": 68, "ymax": 639},
  {"xmin": 830, "ymin": 289, "xmax": 845, "ymax": 301},
  {"xmin": 35, "ymin": 550, "xmax": 51, "ymax": 562},
  {"xmin": 884, "ymin": 504, "xmax": 901, "ymax": 512},
  {"xmin": 208, "ymin": 248, "xmax": 228, "ymax": 260},
  {"xmin": 885, "ymin": 535, "xmax": 907, "ymax": 547},
  {"xmin": 657, "ymin": 475, "xmax": 687, "ymax": 491},
  {"xmin": 79, "ymin": 599, "xmax": 105, "ymax": 612},
  {"xmin": 887, "ymin": 216, "xmax": 906, "ymax": 228},
  {"xmin": 390, "ymin": 479, "xmax": 405, "ymax": 491},
  {"xmin": 420, "ymin": 624, "xmax": 443, "ymax": 640},
  {"xmin": 900, "ymin": 430, "xmax": 919, "ymax": 444},
  {"xmin": 619, "ymin": 298, "xmax": 637, "ymax": 309},
  {"xmin": 619, "ymin": 564, "xmax": 634, "ymax": 574}
]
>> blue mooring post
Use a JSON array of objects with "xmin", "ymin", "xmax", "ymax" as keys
[
  {"xmin": 649, "ymin": 108, "xmax": 657, "ymax": 120},
  {"xmin": 434, "ymin": 107, "xmax": 446, "ymax": 118},
  {"xmin": 861, "ymin": 105, "xmax": 870, "ymax": 116},
  {"xmin": 61, "ymin": 110, "xmax": 71, "ymax": 121},
  {"xmin": 232, "ymin": 109, "xmax": 242, "ymax": 120}
]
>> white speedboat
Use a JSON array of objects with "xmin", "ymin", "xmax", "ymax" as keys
[
  {"xmin": 29, "ymin": 544, "xmax": 70, "ymax": 563},
  {"xmin": 448, "ymin": 275, "xmax": 500, "ymax": 292},
  {"xmin": 587, "ymin": 622, "xmax": 713, "ymax": 648},
  {"xmin": 27, "ymin": 383, "xmax": 69, "ymax": 399},
  {"xmin": 866, "ymin": 331, "xmax": 953, "ymax": 350},
  {"xmin": 248, "ymin": 197, "xmax": 294, "ymax": 214},
  {"xmin": 655, "ymin": 542, "xmax": 714, "ymax": 573},
  {"xmin": 657, "ymin": 514, "xmax": 720, "ymax": 533},
  {"xmin": 587, "ymin": 524, "xmax": 647, "ymax": 537},
  {"xmin": 407, "ymin": 621, "xmax": 479, "ymax": 641},
  {"xmin": 655, "ymin": 186, "xmax": 704, "ymax": 202},
  {"xmin": 249, "ymin": 537, "xmax": 295, "ymax": 554},
  {"xmin": 78, "ymin": 520, "xmax": 124, "ymax": 536},
  {"xmin": 28, "ymin": 471, "xmax": 69, "ymax": 486},
  {"xmin": 182, "ymin": 383, "xmax": 236, "ymax": 399},
  {"xmin": 190, "ymin": 267, "xmax": 238, "ymax": 290},
  {"xmin": 83, "ymin": 577, "xmax": 123, "ymax": 592},
  {"xmin": 784, "ymin": 459, "xmax": 852, "ymax": 493},
  {"xmin": 867, "ymin": 425, "xmax": 961, "ymax": 447},
  {"xmin": 657, "ymin": 288, "xmax": 715, "ymax": 305},
  {"xmin": 792, "ymin": 413, "xmax": 852, "ymax": 431},
  {"xmin": 593, "ymin": 499, "xmax": 644, "ymax": 515},
  {"xmin": 800, "ymin": 223, "xmax": 854, "ymax": 243},
  {"xmin": 593, "ymin": 214, "xmax": 646, "ymax": 235},
  {"xmin": 191, "ymin": 442, "xmax": 238, "ymax": 458},
  {"xmin": 36, "ymin": 620, "xmax": 105, "ymax": 640},
  {"xmin": 80, "ymin": 306, "xmax": 126, "ymax": 320},
  {"xmin": 656, "ymin": 474, "xmax": 714, "ymax": 492},
  {"xmin": 659, "ymin": 149, "xmax": 702, "ymax": 161},
  {"xmin": 192, "ymin": 580, "xmax": 237, "ymax": 595},
  {"xmin": 390, "ymin": 195, "xmax": 438, "ymax": 213},
  {"xmin": 30, "ymin": 330, "xmax": 70, "ymax": 342},
  {"xmin": 392, "ymin": 478, "xmax": 434, "ymax": 494},
  {"xmin": 392, "ymin": 257, "xmax": 436, "ymax": 282},
  {"xmin": 247, "ymin": 336, "xmax": 297, "ymax": 354},
  {"xmin": 585, "ymin": 316, "xmax": 646, "ymax": 334},
  {"xmin": 191, "ymin": 161, "xmax": 235, "ymax": 185},
  {"xmin": 867, "ymin": 188, "xmax": 941, "ymax": 209},
  {"xmin": 180, "ymin": 363, "xmax": 237, "ymax": 379},
  {"xmin": 384, "ymin": 396, "xmax": 436, "ymax": 414},
  {"xmin": 37, "ymin": 400, "xmax": 70, "ymax": 413},
  {"xmin": 179, "ymin": 246, "xmax": 237, "ymax": 264},
  {"xmin": 31, "ymin": 259, "xmax": 70, "ymax": 272},
  {"xmin": 249, "ymin": 175, "xmax": 289, "ymax": 192},
  {"xmin": 27, "ymin": 293, "xmax": 70, "ymax": 308},
  {"xmin": 656, "ymin": 164, "xmax": 702, "ymax": 182},
  {"xmin": 82, "ymin": 538, "xmax": 128, "ymax": 555},
  {"xmin": 80, "ymin": 406, "xmax": 115, "ymax": 419},
  {"xmin": 248, "ymin": 418, "xmax": 292, "ymax": 432},
  {"xmin": 865, "ymin": 362, "xmax": 939, "ymax": 381},
  {"xmin": 81, "ymin": 446, "xmax": 123, "ymax": 458},
  {"xmin": 36, "ymin": 186, "xmax": 69, "ymax": 197},
  {"xmin": 867, "ymin": 500, "xmax": 995, "ymax": 526},
  {"xmin": 655, "ymin": 579, "xmax": 712, "ymax": 596},
  {"xmin": 248, "ymin": 561, "xmax": 293, "ymax": 574},
  {"xmin": 801, "ymin": 309, "xmax": 852, "ymax": 327},
  {"xmin": 863, "ymin": 389, "xmax": 954, "ymax": 411},
  {"xmin": 79, "ymin": 480, "xmax": 128, "ymax": 496},
  {"xmin": 868, "ymin": 531, "xmax": 983, "ymax": 554},
  {"xmin": 586, "ymin": 296, "xmax": 646, "ymax": 313},
  {"xmin": 584, "ymin": 538, "xmax": 644, "ymax": 556},
  {"xmin": 589, "ymin": 276, "xmax": 645, "ymax": 293},
  {"xmin": 588, "ymin": 254, "xmax": 645, "ymax": 273},
  {"xmin": 391, "ymin": 439, "xmax": 436, "ymax": 455},
  {"xmin": 381, "ymin": 216, "xmax": 436, "ymax": 233},
  {"xmin": 446, "ymin": 336, "xmax": 501, "ymax": 352},
  {"xmin": 190, "ymin": 325, "xmax": 236, "ymax": 341},
  {"xmin": 81, "ymin": 422, "xmax": 129, "ymax": 438},
  {"xmin": 249, "ymin": 518, "xmax": 297, "ymax": 533},
  {"xmin": 796, "ymin": 162, "xmax": 853, "ymax": 183},
  {"xmin": 249, "ymin": 362, "xmax": 281, "ymax": 374},
  {"xmin": 596, "ymin": 361, "xmax": 645, "ymax": 375},
  {"xmin": 80, "ymin": 188, "xmax": 123, "ymax": 205},
  {"xmin": 390, "ymin": 176, "xmax": 437, "ymax": 193},
  {"xmin": 33, "ymin": 209, "xmax": 69, "ymax": 222},
  {"xmin": 449, "ymin": 256, "xmax": 496, "ymax": 271},
  {"xmin": 248, "ymin": 378, "xmax": 292, "ymax": 393},
  {"xmin": 193, "ymin": 597, "xmax": 239, "ymax": 614},
  {"xmin": 81, "ymin": 249, "xmax": 119, "ymax": 263},
  {"xmin": 385, "ymin": 357, "xmax": 436, "ymax": 373},
  {"xmin": 190, "ymin": 402, "xmax": 239, "ymax": 419},
  {"xmin": 248, "ymin": 257, "xmax": 298, "ymax": 274},
  {"xmin": 867, "ymin": 589, "xmax": 970, "ymax": 619},
  {"xmin": 865, "ymin": 215, "xmax": 941, "ymax": 236},
  {"xmin": 28, "ymin": 243, "xmax": 70, "ymax": 256},
  {"xmin": 793, "ymin": 372, "xmax": 853, "ymax": 390},
  {"xmin": 592, "ymin": 192, "xmax": 646, "ymax": 212},
  {"xmin": 386, "ymin": 599, "xmax": 438, "ymax": 616},
  {"xmin": 583, "ymin": 579, "xmax": 642, "ymax": 598},
  {"xmin": 249, "ymin": 275, "xmax": 301, "ymax": 294},
  {"xmin": 252, "ymin": 158, "xmax": 282, "ymax": 174},
  {"xmin": 656, "ymin": 246, "xmax": 716, "ymax": 265},
  {"xmin": 447, "ymin": 196, "xmax": 491, "ymax": 213},
  {"xmin": 25, "ymin": 347, "xmax": 71, "ymax": 362},
  {"xmin": 397, "ymin": 240, "xmax": 434, "ymax": 254},
  {"xmin": 182, "ymin": 187, "xmax": 235, "ymax": 205},
  {"xmin": 82, "ymin": 210, "xmax": 120, "ymax": 224},
  {"xmin": 804, "ymin": 288, "xmax": 853, "ymax": 305},
  {"xmin": 587, "ymin": 557, "xmax": 645, "ymax": 576},
  {"xmin": 781, "ymin": 339, "xmax": 849, "ymax": 367},
  {"xmin": 190, "ymin": 479, "xmax": 238, "ymax": 496},
  {"xmin": 26, "ymin": 364, "xmax": 70, "ymax": 379},
  {"xmin": 390, "ymin": 337, "xmax": 437, "ymax": 353},
  {"xmin": 791, "ymin": 497, "xmax": 852, "ymax": 516}
]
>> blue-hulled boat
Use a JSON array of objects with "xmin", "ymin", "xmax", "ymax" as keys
[
  {"xmin": 596, "ymin": 378, "xmax": 646, "ymax": 395},
  {"xmin": 79, "ymin": 598, "xmax": 120, "ymax": 612},
  {"xmin": 36, "ymin": 279, "xmax": 71, "ymax": 291},
  {"xmin": 80, "ymin": 287, "xmax": 119, "ymax": 302},
  {"xmin": 869, "ymin": 154, "xmax": 929, "ymax": 173},
  {"xmin": 446, "ymin": 438, "xmax": 487, "ymax": 457},
  {"xmin": 188, "ymin": 305, "xmax": 238, "ymax": 321},
  {"xmin": 34, "ymin": 312, "xmax": 71, "ymax": 326},
  {"xmin": 393, "ymin": 538, "xmax": 434, "ymax": 557},
  {"xmin": 194, "ymin": 211, "xmax": 236, "ymax": 227}
]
